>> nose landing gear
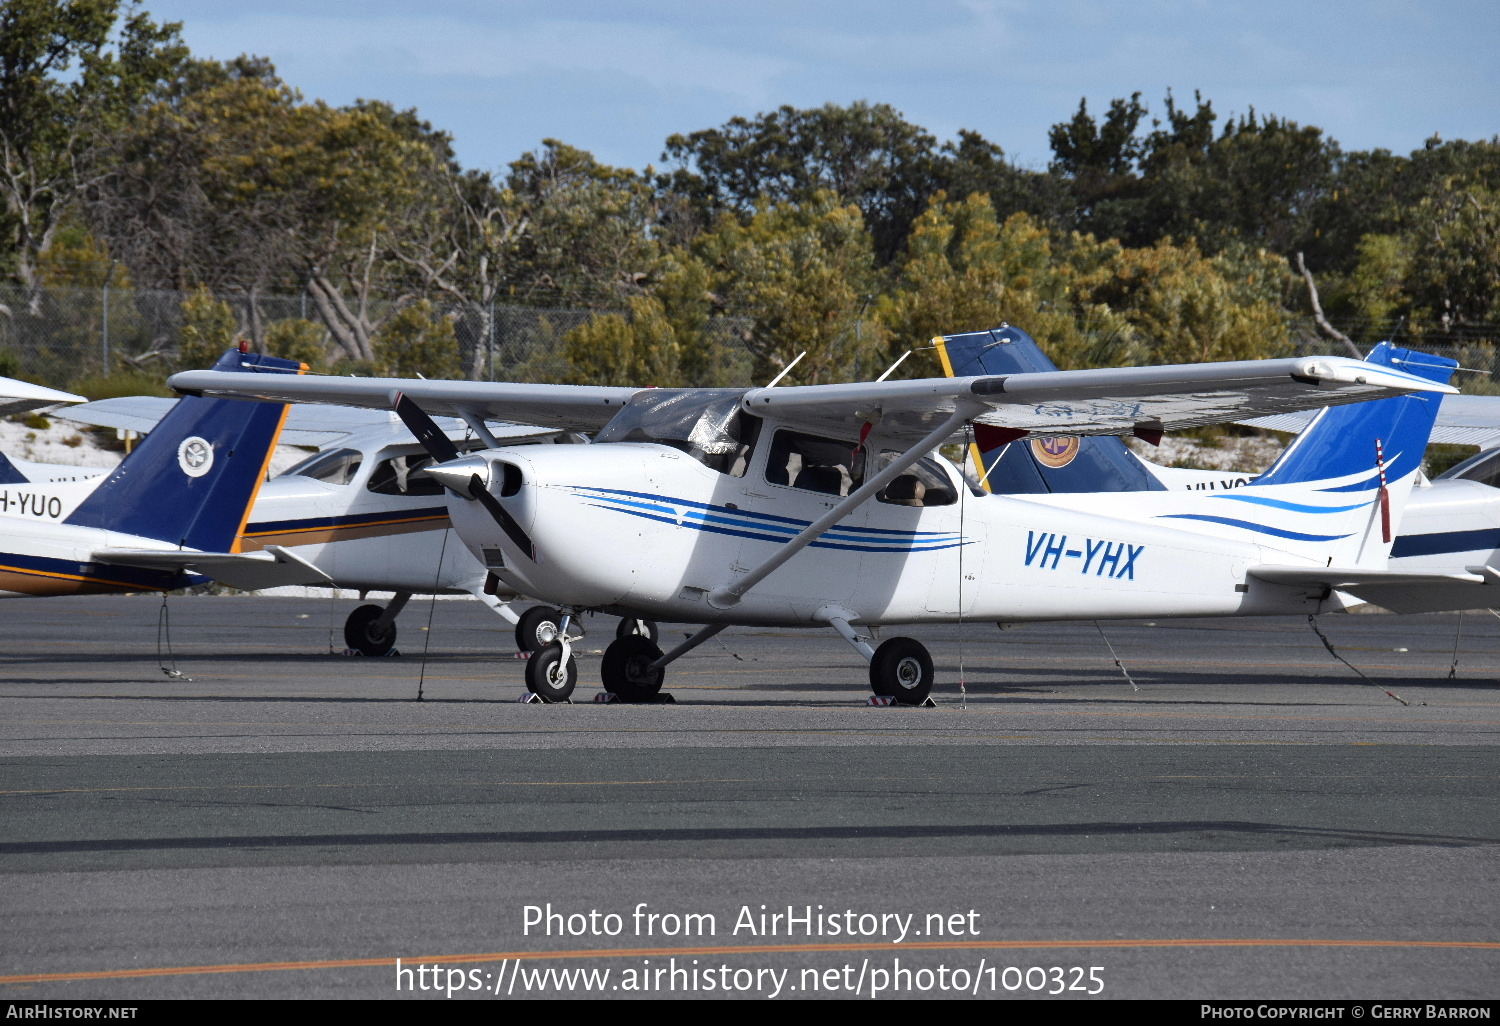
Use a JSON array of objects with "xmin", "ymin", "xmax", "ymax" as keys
[
  {"xmin": 523, "ymin": 609, "xmax": 583, "ymax": 702},
  {"xmin": 514, "ymin": 605, "xmax": 564, "ymax": 653}
]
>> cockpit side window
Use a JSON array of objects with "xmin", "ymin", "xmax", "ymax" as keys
[
  {"xmin": 875, "ymin": 452, "xmax": 958, "ymax": 507},
  {"xmin": 281, "ymin": 448, "xmax": 362, "ymax": 485},
  {"xmin": 1437, "ymin": 448, "xmax": 1500, "ymax": 489},
  {"xmin": 765, "ymin": 429, "xmax": 864, "ymax": 497}
]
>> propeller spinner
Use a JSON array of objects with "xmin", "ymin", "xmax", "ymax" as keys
[{"xmin": 391, "ymin": 392, "xmax": 537, "ymax": 561}]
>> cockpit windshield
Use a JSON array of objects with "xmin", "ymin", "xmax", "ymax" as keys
[{"xmin": 594, "ymin": 389, "xmax": 760, "ymax": 475}]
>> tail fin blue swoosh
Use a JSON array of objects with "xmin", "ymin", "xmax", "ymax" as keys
[
  {"xmin": 64, "ymin": 349, "xmax": 303, "ymax": 551},
  {"xmin": 934, "ymin": 326, "xmax": 1164, "ymax": 493},
  {"xmin": 1253, "ymin": 343, "xmax": 1458, "ymax": 490}
]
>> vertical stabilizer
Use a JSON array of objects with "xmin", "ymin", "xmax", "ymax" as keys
[
  {"xmin": 1163, "ymin": 343, "xmax": 1458, "ymax": 566},
  {"xmin": 935, "ymin": 326, "xmax": 1164, "ymax": 493},
  {"xmin": 64, "ymin": 350, "xmax": 301, "ymax": 551}
]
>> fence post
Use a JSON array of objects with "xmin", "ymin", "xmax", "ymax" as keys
[{"xmin": 101, "ymin": 281, "xmax": 110, "ymax": 374}]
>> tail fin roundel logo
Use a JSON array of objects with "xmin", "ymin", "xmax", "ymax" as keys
[
  {"xmin": 1032, "ymin": 436, "xmax": 1080, "ymax": 468},
  {"xmin": 177, "ymin": 436, "xmax": 214, "ymax": 478}
]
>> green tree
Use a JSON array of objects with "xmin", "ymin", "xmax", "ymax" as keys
[
  {"xmin": 0, "ymin": 0, "xmax": 186, "ymax": 304},
  {"xmin": 176, "ymin": 285, "xmax": 237, "ymax": 370},
  {"xmin": 693, "ymin": 194, "xmax": 888, "ymax": 384},
  {"xmin": 373, "ymin": 299, "xmax": 461, "ymax": 378},
  {"xmin": 662, "ymin": 102, "xmax": 944, "ymax": 264},
  {"xmin": 882, "ymin": 194, "xmax": 1131, "ymax": 371},
  {"xmin": 501, "ymin": 139, "xmax": 665, "ymax": 307},
  {"xmin": 559, "ymin": 294, "xmax": 680, "ymax": 386},
  {"xmin": 264, "ymin": 317, "xmax": 328, "ymax": 370}
]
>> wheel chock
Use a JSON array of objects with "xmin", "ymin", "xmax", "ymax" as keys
[
  {"xmin": 518, "ymin": 692, "xmax": 571, "ymax": 704},
  {"xmin": 594, "ymin": 692, "xmax": 676, "ymax": 704},
  {"xmin": 339, "ymin": 648, "xmax": 401, "ymax": 657},
  {"xmin": 866, "ymin": 695, "xmax": 937, "ymax": 708}
]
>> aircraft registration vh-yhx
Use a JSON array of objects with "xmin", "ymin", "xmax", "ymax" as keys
[{"xmin": 170, "ymin": 337, "xmax": 1487, "ymax": 706}]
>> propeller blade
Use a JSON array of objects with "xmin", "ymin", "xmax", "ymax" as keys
[
  {"xmin": 392, "ymin": 392, "xmax": 460, "ymax": 463},
  {"xmin": 466, "ymin": 473, "xmax": 537, "ymax": 562},
  {"xmin": 392, "ymin": 392, "xmax": 537, "ymax": 561}
]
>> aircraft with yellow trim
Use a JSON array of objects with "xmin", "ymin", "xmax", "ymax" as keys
[
  {"xmin": 0, "ymin": 348, "xmax": 324, "ymax": 600},
  {"xmin": 54, "ymin": 398, "xmax": 647, "ymax": 655},
  {"xmin": 173, "ymin": 337, "xmax": 1476, "ymax": 705}
]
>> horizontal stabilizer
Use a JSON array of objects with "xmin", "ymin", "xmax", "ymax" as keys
[
  {"xmin": 1249, "ymin": 563, "xmax": 1500, "ymax": 614},
  {"xmin": 92, "ymin": 544, "xmax": 332, "ymax": 591},
  {"xmin": 0, "ymin": 376, "xmax": 84, "ymax": 417}
]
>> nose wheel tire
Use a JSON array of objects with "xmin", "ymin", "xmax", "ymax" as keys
[
  {"xmin": 601, "ymin": 635, "xmax": 666, "ymax": 702},
  {"xmin": 514, "ymin": 605, "xmax": 563, "ymax": 653},
  {"xmin": 615, "ymin": 617, "xmax": 659, "ymax": 644},
  {"xmin": 869, "ymin": 637, "xmax": 933, "ymax": 705},
  {"xmin": 344, "ymin": 604, "xmax": 396, "ymax": 656},
  {"xmin": 524, "ymin": 642, "xmax": 577, "ymax": 702}
]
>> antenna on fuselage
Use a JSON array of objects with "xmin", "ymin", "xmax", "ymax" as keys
[
  {"xmin": 763, "ymin": 351, "xmax": 806, "ymax": 389},
  {"xmin": 874, "ymin": 350, "xmax": 911, "ymax": 382}
]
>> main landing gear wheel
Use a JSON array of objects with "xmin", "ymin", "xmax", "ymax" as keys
[
  {"xmin": 615, "ymin": 617, "xmax": 659, "ymax": 644},
  {"xmin": 601, "ymin": 635, "xmax": 665, "ymax": 702},
  {"xmin": 344, "ymin": 604, "xmax": 396, "ymax": 656},
  {"xmin": 514, "ymin": 605, "xmax": 563, "ymax": 653},
  {"xmin": 524, "ymin": 642, "xmax": 577, "ymax": 702},
  {"xmin": 869, "ymin": 637, "xmax": 933, "ymax": 705}
]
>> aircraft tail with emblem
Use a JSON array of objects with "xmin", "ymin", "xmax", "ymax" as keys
[{"xmin": 63, "ymin": 347, "xmax": 302, "ymax": 552}]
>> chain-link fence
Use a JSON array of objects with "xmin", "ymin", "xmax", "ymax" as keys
[
  {"xmin": 0, "ymin": 283, "xmax": 758, "ymax": 389},
  {"xmin": 2, "ymin": 282, "xmax": 1496, "ymax": 394}
]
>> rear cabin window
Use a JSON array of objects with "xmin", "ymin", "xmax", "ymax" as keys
[
  {"xmin": 282, "ymin": 448, "xmax": 362, "ymax": 485},
  {"xmin": 875, "ymin": 453, "xmax": 958, "ymax": 507},
  {"xmin": 765, "ymin": 429, "xmax": 864, "ymax": 497}
]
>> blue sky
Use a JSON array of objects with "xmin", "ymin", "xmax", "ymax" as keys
[{"xmin": 140, "ymin": 0, "xmax": 1499, "ymax": 174}]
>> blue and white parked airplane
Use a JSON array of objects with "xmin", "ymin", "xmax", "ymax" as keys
[
  {"xmin": 936, "ymin": 326, "xmax": 1500, "ymax": 615},
  {"xmin": 172, "ymin": 339, "xmax": 1478, "ymax": 705},
  {"xmin": 53, "ymin": 398, "xmax": 631, "ymax": 654},
  {"xmin": 0, "ymin": 348, "xmax": 323, "ymax": 598}
]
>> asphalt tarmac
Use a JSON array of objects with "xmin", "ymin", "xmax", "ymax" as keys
[{"xmin": 1, "ymin": 595, "xmax": 1496, "ymax": 1000}]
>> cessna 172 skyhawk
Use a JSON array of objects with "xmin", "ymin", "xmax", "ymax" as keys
[
  {"xmin": 171, "ymin": 342, "xmax": 1477, "ymax": 705},
  {"xmin": 53, "ymin": 398, "xmax": 647, "ymax": 655}
]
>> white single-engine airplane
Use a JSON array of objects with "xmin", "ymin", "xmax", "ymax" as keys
[
  {"xmin": 172, "ymin": 341, "xmax": 1479, "ymax": 704},
  {"xmin": 53, "ymin": 399, "xmax": 646, "ymax": 654}
]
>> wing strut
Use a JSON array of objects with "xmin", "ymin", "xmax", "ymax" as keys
[{"xmin": 708, "ymin": 406, "xmax": 977, "ymax": 608}]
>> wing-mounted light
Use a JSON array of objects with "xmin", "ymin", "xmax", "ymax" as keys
[{"xmin": 392, "ymin": 392, "xmax": 537, "ymax": 561}]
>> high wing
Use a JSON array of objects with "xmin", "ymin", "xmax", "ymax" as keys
[
  {"xmin": 169, "ymin": 372, "xmax": 638, "ymax": 432},
  {"xmin": 171, "ymin": 355, "xmax": 1451, "ymax": 442},
  {"xmin": 0, "ymin": 376, "xmax": 84, "ymax": 417},
  {"xmin": 61, "ymin": 396, "xmax": 560, "ymax": 447},
  {"xmin": 745, "ymin": 355, "xmax": 1455, "ymax": 443},
  {"xmin": 1241, "ymin": 393, "xmax": 1500, "ymax": 451}
]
